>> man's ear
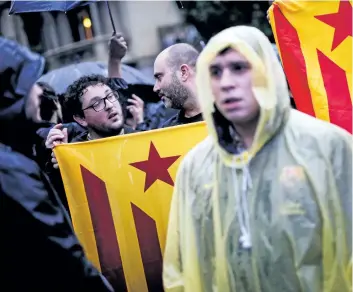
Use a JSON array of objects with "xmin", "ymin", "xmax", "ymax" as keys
[
  {"xmin": 180, "ymin": 64, "xmax": 190, "ymax": 82},
  {"xmin": 73, "ymin": 115, "xmax": 87, "ymax": 127}
]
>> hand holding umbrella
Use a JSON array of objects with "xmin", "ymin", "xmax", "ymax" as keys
[
  {"xmin": 109, "ymin": 34, "xmax": 127, "ymax": 60},
  {"xmin": 108, "ymin": 34, "xmax": 127, "ymax": 78}
]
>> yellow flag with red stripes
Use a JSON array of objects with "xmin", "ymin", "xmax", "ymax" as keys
[
  {"xmin": 269, "ymin": 0, "xmax": 352, "ymax": 133},
  {"xmin": 54, "ymin": 122, "xmax": 207, "ymax": 292}
]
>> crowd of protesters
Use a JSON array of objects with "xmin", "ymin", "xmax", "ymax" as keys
[
  {"xmin": 1, "ymin": 32, "xmax": 207, "ymax": 291},
  {"xmin": 2, "ymin": 21, "xmax": 350, "ymax": 292}
]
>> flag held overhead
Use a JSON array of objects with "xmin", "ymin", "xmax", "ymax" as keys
[{"xmin": 269, "ymin": 0, "xmax": 352, "ymax": 133}]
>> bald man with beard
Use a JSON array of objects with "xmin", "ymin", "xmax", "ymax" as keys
[{"xmin": 153, "ymin": 43, "xmax": 203, "ymax": 128}]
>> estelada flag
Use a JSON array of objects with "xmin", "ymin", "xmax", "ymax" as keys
[
  {"xmin": 54, "ymin": 122, "xmax": 207, "ymax": 292},
  {"xmin": 269, "ymin": 0, "xmax": 352, "ymax": 133}
]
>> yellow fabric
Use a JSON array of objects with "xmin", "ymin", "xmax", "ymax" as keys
[
  {"xmin": 54, "ymin": 123, "xmax": 207, "ymax": 292},
  {"xmin": 268, "ymin": 0, "xmax": 352, "ymax": 128},
  {"xmin": 163, "ymin": 26, "xmax": 352, "ymax": 292},
  {"xmin": 269, "ymin": 0, "xmax": 353, "ymax": 130}
]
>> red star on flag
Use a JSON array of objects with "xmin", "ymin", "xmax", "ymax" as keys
[
  {"xmin": 315, "ymin": 0, "xmax": 353, "ymax": 51},
  {"xmin": 130, "ymin": 142, "xmax": 181, "ymax": 192}
]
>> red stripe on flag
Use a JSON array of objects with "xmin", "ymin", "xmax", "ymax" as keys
[
  {"xmin": 273, "ymin": 5, "xmax": 316, "ymax": 116},
  {"xmin": 132, "ymin": 203, "xmax": 164, "ymax": 292},
  {"xmin": 317, "ymin": 50, "xmax": 352, "ymax": 133},
  {"xmin": 81, "ymin": 166, "xmax": 127, "ymax": 291}
]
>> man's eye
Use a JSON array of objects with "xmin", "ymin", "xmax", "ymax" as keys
[
  {"xmin": 230, "ymin": 62, "xmax": 250, "ymax": 73},
  {"xmin": 92, "ymin": 100, "xmax": 103, "ymax": 107},
  {"xmin": 210, "ymin": 67, "xmax": 222, "ymax": 77}
]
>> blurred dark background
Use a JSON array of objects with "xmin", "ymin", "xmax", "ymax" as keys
[{"xmin": 0, "ymin": 1, "xmax": 272, "ymax": 75}]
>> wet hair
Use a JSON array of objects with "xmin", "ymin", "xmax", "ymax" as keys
[
  {"xmin": 64, "ymin": 74, "xmax": 109, "ymax": 118},
  {"xmin": 166, "ymin": 43, "xmax": 199, "ymax": 70},
  {"xmin": 36, "ymin": 81, "xmax": 59, "ymax": 122},
  {"xmin": 218, "ymin": 46, "xmax": 232, "ymax": 56}
]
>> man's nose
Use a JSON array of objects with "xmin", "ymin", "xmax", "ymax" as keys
[
  {"xmin": 105, "ymin": 99, "xmax": 114, "ymax": 110},
  {"xmin": 220, "ymin": 69, "xmax": 236, "ymax": 91},
  {"xmin": 153, "ymin": 83, "xmax": 160, "ymax": 93}
]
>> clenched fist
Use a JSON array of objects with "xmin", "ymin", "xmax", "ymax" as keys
[{"xmin": 109, "ymin": 33, "xmax": 127, "ymax": 60}]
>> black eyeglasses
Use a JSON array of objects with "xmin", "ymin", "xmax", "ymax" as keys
[{"xmin": 82, "ymin": 91, "xmax": 120, "ymax": 112}]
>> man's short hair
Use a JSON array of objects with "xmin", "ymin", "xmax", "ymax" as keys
[
  {"xmin": 64, "ymin": 74, "xmax": 108, "ymax": 118},
  {"xmin": 166, "ymin": 43, "xmax": 199, "ymax": 71},
  {"xmin": 218, "ymin": 46, "xmax": 232, "ymax": 56}
]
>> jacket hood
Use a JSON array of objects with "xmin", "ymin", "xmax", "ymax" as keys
[
  {"xmin": 0, "ymin": 37, "xmax": 45, "ymax": 153},
  {"xmin": 196, "ymin": 26, "xmax": 290, "ymax": 168},
  {"xmin": 0, "ymin": 37, "xmax": 45, "ymax": 101}
]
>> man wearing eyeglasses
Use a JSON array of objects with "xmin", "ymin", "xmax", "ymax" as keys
[
  {"xmin": 67, "ymin": 74, "xmax": 132, "ymax": 142},
  {"xmin": 44, "ymin": 74, "xmax": 134, "ymax": 213},
  {"xmin": 45, "ymin": 74, "xmax": 133, "ymax": 159}
]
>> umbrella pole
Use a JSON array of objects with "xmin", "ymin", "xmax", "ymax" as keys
[
  {"xmin": 176, "ymin": 1, "xmax": 184, "ymax": 9},
  {"xmin": 105, "ymin": 1, "xmax": 116, "ymax": 34}
]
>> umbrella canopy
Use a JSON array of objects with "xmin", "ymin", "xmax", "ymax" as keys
[
  {"xmin": 38, "ymin": 61, "xmax": 155, "ymax": 94},
  {"xmin": 9, "ymin": 0, "xmax": 117, "ymax": 33},
  {"xmin": 10, "ymin": 1, "xmax": 184, "ymax": 14},
  {"xmin": 9, "ymin": 1, "xmax": 95, "ymax": 14}
]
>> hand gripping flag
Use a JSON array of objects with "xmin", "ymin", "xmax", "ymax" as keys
[
  {"xmin": 54, "ymin": 122, "xmax": 207, "ymax": 292},
  {"xmin": 269, "ymin": 0, "xmax": 352, "ymax": 133}
]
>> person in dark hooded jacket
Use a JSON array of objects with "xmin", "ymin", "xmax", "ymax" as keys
[{"xmin": 0, "ymin": 53, "xmax": 113, "ymax": 292}]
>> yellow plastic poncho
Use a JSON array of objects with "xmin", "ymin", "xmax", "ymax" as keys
[{"xmin": 163, "ymin": 26, "xmax": 352, "ymax": 292}]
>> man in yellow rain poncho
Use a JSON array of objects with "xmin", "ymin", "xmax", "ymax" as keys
[{"xmin": 163, "ymin": 26, "xmax": 352, "ymax": 292}]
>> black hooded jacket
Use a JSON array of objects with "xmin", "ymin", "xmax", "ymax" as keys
[
  {"xmin": 0, "ymin": 143, "xmax": 113, "ymax": 291},
  {"xmin": 0, "ymin": 39, "xmax": 113, "ymax": 291},
  {"xmin": 0, "ymin": 36, "xmax": 46, "ymax": 157}
]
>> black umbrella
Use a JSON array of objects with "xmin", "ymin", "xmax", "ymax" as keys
[
  {"xmin": 10, "ymin": 1, "xmax": 186, "ymax": 33},
  {"xmin": 38, "ymin": 61, "xmax": 154, "ymax": 94},
  {"xmin": 38, "ymin": 61, "xmax": 160, "ymax": 104},
  {"xmin": 9, "ymin": 0, "xmax": 117, "ymax": 33}
]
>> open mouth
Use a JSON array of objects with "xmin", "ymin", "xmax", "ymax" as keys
[
  {"xmin": 223, "ymin": 97, "xmax": 241, "ymax": 104},
  {"xmin": 222, "ymin": 97, "xmax": 243, "ymax": 110},
  {"xmin": 108, "ymin": 112, "xmax": 118, "ymax": 119}
]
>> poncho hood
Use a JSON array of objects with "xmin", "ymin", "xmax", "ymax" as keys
[{"xmin": 196, "ymin": 26, "xmax": 290, "ymax": 168}]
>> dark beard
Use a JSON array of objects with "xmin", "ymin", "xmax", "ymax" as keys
[
  {"xmin": 163, "ymin": 74, "xmax": 190, "ymax": 109},
  {"xmin": 91, "ymin": 127, "xmax": 124, "ymax": 139},
  {"xmin": 90, "ymin": 118, "xmax": 125, "ymax": 138}
]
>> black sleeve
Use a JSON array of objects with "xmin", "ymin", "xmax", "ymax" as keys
[
  {"xmin": 0, "ymin": 98, "xmax": 39, "ymax": 157},
  {"xmin": 108, "ymin": 77, "xmax": 129, "ymax": 91},
  {"xmin": 161, "ymin": 115, "xmax": 177, "ymax": 128},
  {"xmin": 135, "ymin": 122, "xmax": 152, "ymax": 132},
  {"xmin": 0, "ymin": 155, "xmax": 113, "ymax": 291}
]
